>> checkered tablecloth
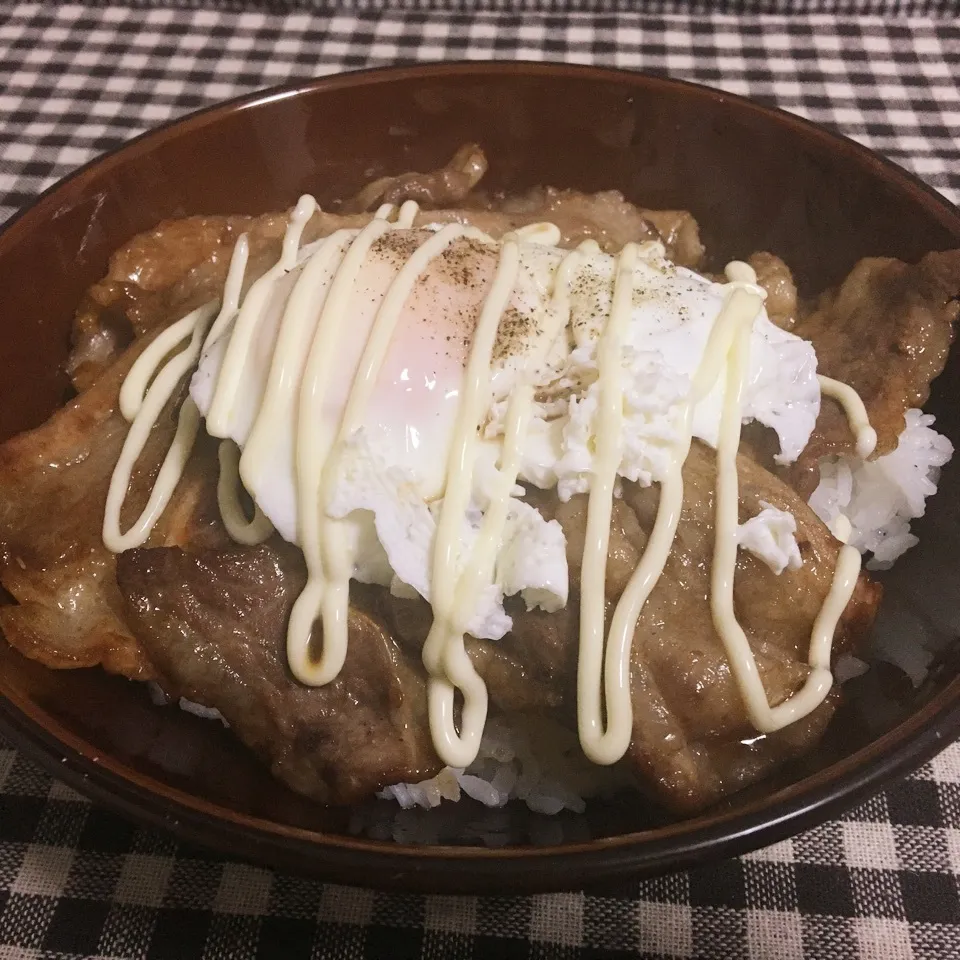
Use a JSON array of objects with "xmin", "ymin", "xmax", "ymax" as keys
[{"xmin": 1, "ymin": 3, "xmax": 960, "ymax": 958}]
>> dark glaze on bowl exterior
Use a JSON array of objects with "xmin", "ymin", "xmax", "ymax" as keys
[{"xmin": 0, "ymin": 63, "xmax": 958, "ymax": 894}]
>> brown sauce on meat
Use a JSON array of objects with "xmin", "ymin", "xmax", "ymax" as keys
[{"xmin": 785, "ymin": 250, "xmax": 960, "ymax": 494}]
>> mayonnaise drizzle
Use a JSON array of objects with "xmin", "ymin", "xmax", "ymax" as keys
[
  {"xmin": 240, "ymin": 228, "xmax": 354, "ymax": 499},
  {"xmin": 217, "ymin": 440, "xmax": 274, "ymax": 544},
  {"xmin": 421, "ymin": 238, "xmax": 523, "ymax": 766},
  {"xmin": 104, "ymin": 201, "xmax": 875, "ymax": 772},
  {"xmin": 818, "ymin": 374, "xmax": 878, "ymax": 459},
  {"xmin": 290, "ymin": 222, "xmax": 481, "ymax": 687},
  {"xmin": 708, "ymin": 265, "xmax": 862, "ymax": 733},
  {"xmin": 578, "ymin": 257, "xmax": 761, "ymax": 763},
  {"xmin": 577, "ymin": 242, "xmax": 643, "ymax": 763},
  {"xmin": 206, "ymin": 196, "xmax": 316, "ymax": 438},
  {"xmin": 396, "ymin": 200, "xmax": 420, "ymax": 228},
  {"xmin": 285, "ymin": 215, "xmax": 396, "ymax": 684},
  {"xmin": 201, "ymin": 234, "xmax": 250, "ymax": 354},
  {"xmin": 103, "ymin": 301, "xmax": 218, "ymax": 552}
]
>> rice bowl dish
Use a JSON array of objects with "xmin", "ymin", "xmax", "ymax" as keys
[{"xmin": 1, "ymin": 135, "xmax": 958, "ymax": 846}]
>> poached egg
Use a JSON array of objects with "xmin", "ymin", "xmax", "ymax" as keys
[{"xmin": 189, "ymin": 222, "xmax": 821, "ymax": 639}]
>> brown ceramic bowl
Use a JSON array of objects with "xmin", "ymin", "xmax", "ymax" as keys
[{"xmin": 1, "ymin": 62, "xmax": 959, "ymax": 894}]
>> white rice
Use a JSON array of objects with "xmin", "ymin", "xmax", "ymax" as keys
[
  {"xmin": 809, "ymin": 409, "xmax": 953, "ymax": 569},
  {"xmin": 808, "ymin": 408, "xmax": 958, "ymax": 690},
  {"xmin": 378, "ymin": 715, "xmax": 626, "ymax": 816},
  {"xmin": 146, "ymin": 683, "xmax": 229, "ymax": 726},
  {"xmin": 178, "ymin": 698, "xmax": 228, "ymax": 726}
]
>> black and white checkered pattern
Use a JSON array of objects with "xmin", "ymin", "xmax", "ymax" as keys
[
  {"xmin": 53, "ymin": 1, "xmax": 960, "ymax": 21},
  {"xmin": 1, "ymin": 3, "xmax": 959, "ymax": 957},
  {"xmin": 1, "ymin": 730, "xmax": 959, "ymax": 958},
  {"xmin": 1, "ymin": 3, "xmax": 958, "ymax": 222}
]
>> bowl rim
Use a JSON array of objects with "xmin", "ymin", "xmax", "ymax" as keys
[{"xmin": 1, "ymin": 60, "xmax": 959, "ymax": 894}]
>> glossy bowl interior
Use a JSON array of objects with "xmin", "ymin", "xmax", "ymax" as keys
[{"xmin": 1, "ymin": 63, "xmax": 959, "ymax": 894}]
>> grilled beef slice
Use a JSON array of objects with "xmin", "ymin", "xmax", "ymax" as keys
[
  {"xmin": 786, "ymin": 250, "xmax": 960, "ymax": 496},
  {"xmin": 0, "ymin": 337, "xmax": 227, "ymax": 680},
  {"xmin": 116, "ymin": 542, "xmax": 441, "ymax": 805}
]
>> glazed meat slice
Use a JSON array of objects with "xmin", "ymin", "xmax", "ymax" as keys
[
  {"xmin": 786, "ymin": 249, "xmax": 960, "ymax": 495},
  {"xmin": 748, "ymin": 252, "xmax": 798, "ymax": 330},
  {"xmin": 641, "ymin": 208, "xmax": 705, "ymax": 270},
  {"xmin": 342, "ymin": 143, "xmax": 489, "ymax": 213},
  {"xmin": 615, "ymin": 444, "xmax": 879, "ymax": 812},
  {"xmin": 495, "ymin": 443, "xmax": 878, "ymax": 814},
  {"xmin": 381, "ymin": 442, "xmax": 879, "ymax": 814},
  {"xmin": 0, "ymin": 338, "xmax": 226, "ymax": 679},
  {"xmin": 417, "ymin": 186, "xmax": 704, "ymax": 267},
  {"xmin": 70, "ymin": 213, "xmax": 288, "ymax": 391},
  {"xmin": 339, "ymin": 143, "xmax": 704, "ymax": 266},
  {"xmin": 116, "ymin": 543, "xmax": 440, "ymax": 804},
  {"xmin": 480, "ymin": 187, "xmax": 705, "ymax": 268},
  {"xmin": 383, "ymin": 595, "xmax": 564, "ymax": 714},
  {"xmin": 68, "ymin": 208, "xmax": 379, "ymax": 391}
]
